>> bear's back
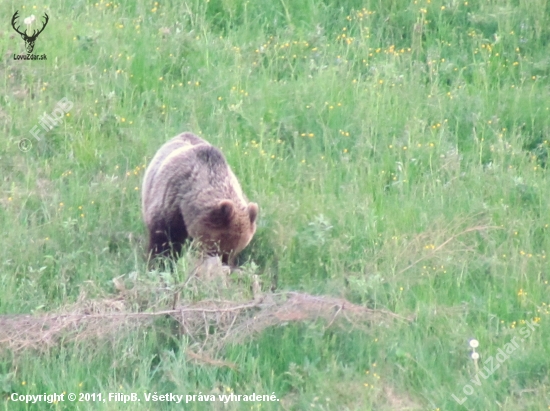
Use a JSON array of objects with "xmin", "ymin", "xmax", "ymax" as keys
[
  {"xmin": 142, "ymin": 132, "xmax": 247, "ymax": 223},
  {"xmin": 142, "ymin": 133, "xmax": 206, "ymax": 194}
]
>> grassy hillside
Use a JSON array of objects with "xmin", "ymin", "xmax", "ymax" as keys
[{"xmin": 1, "ymin": 0, "xmax": 549, "ymax": 409}]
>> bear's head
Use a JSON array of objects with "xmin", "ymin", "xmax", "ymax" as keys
[{"xmin": 199, "ymin": 199, "xmax": 258, "ymax": 265}]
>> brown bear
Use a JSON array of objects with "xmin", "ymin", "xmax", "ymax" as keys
[{"xmin": 142, "ymin": 132, "xmax": 258, "ymax": 266}]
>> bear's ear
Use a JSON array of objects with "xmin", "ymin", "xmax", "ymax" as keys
[
  {"xmin": 209, "ymin": 199, "xmax": 235, "ymax": 227},
  {"xmin": 248, "ymin": 202, "xmax": 258, "ymax": 224}
]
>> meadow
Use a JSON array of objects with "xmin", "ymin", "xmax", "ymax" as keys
[{"xmin": 1, "ymin": 0, "xmax": 550, "ymax": 409}]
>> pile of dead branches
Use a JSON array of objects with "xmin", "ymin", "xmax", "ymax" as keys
[
  {"xmin": 0, "ymin": 254, "xmax": 412, "ymax": 362},
  {"xmin": 0, "ymin": 291, "xmax": 407, "ymax": 356}
]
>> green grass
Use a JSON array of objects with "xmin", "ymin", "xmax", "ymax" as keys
[{"xmin": 1, "ymin": 0, "xmax": 550, "ymax": 409}]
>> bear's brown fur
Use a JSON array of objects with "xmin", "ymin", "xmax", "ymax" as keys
[{"xmin": 142, "ymin": 132, "xmax": 258, "ymax": 266}]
